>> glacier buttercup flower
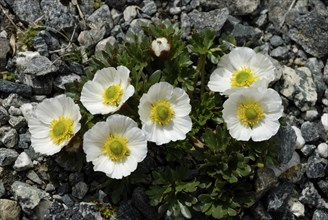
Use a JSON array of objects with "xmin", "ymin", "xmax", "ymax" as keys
[
  {"xmin": 151, "ymin": 37, "xmax": 171, "ymax": 57},
  {"xmin": 28, "ymin": 95, "xmax": 81, "ymax": 155},
  {"xmin": 222, "ymin": 88, "xmax": 283, "ymax": 142},
  {"xmin": 83, "ymin": 114, "xmax": 148, "ymax": 179},
  {"xmin": 138, "ymin": 82, "xmax": 192, "ymax": 145},
  {"xmin": 208, "ymin": 47, "xmax": 275, "ymax": 95},
  {"xmin": 80, "ymin": 66, "xmax": 135, "ymax": 115}
]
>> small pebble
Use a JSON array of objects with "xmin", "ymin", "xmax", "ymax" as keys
[
  {"xmin": 292, "ymin": 126, "xmax": 305, "ymax": 149},
  {"xmin": 317, "ymin": 143, "xmax": 328, "ymax": 158}
]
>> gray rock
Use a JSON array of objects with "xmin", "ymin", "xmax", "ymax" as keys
[
  {"xmin": 78, "ymin": 27, "xmax": 106, "ymax": 47},
  {"xmin": 141, "ymin": 0, "xmax": 157, "ymax": 16},
  {"xmin": 306, "ymin": 153, "xmax": 327, "ymax": 179},
  {"xmin": 286, "ymin": 10, "xmax": 328, "ymax": 58},
  {"xmin": 0, "ymin": 199, "xmax": 21, "ymax": 220},
  {"xmin": 72, "ymin": 181, "xmax": 88, "ymax": 199},
  {"xmin": 188, "ymin": 8, "xmax": 229, "ymax": 33},
  {"xmin": 301, "ymin": 121, "xmax": 320, "ymax": 143},
  {"xmin": 26, "ymin": 170, "xmax": 43, "ymax": 185},
  {"xmin": 11, "ymin": 0, "xmax": 41, "ymax": 23},
  {"xmin": 69, "ymin": 62, "xmax": 85, "ymax": 75},
  {"xmin": 272, "ymin": 151, "xmax": 301, "ymax": 178},
  {"xmin": 20, "ymin": 103, "xmax": 37, "ymax": 122},
  {"xmin": 0, "ymin": 106, "xmax": 9, "ymax": 126},
  {"xmin": 87, "ymin": 4, "xmax": 113, "ymax": 35},
  {"xmin": 128, "ymin": 18, "xmax": 151, "ymax": 34},
  {"xmin": 267, "ymin": 182, "xmax": 294, "ymax": 212},
  {"xmin": 268, "ymin": 0, "xmax": 294, "ymax": 29},
  {"xmin": 61, "ymin": 194, "xmax": 74, "ymax": 207},
  {"xmin": 79, "ymin": 202, "xmax": 102, "ymax": 220},
  {"xmin": 270, "ymin": 36, "xmax": 284, "ymax": 47},
  {"xmin": 0, "ymin": 148, "xmax": 18, "ymax": 166},
  {"xmin": 111, "ymin": 8, "xmax": 123, "ymax": 25},
  {"xmin": 2, "ymin": 94, "xmax": 25, "ymax": 109},
  {"xmin": 105, "ymin": 0, "xmax": 126, "ymax": 11},
  {"xmin": 170, "ymin": 6, "xmax": 181, "ymax": 15},
  {"xmin": 20, "ymin": 74, "xmax": 53, "ymax": 95},
  {"xmin": 11, "ymin": 181, "xmax": 48, "ymax": 213},
  {"xmin": 95, "ymin": 36, "xmax": 116, "ymax": 52},
  {"xmin": 318, "ymin": 143, "xmax": 328, "ymax": 158},
  {"xmin": 32, "ymin": 34, "xmax": 49, "ymax": 57},
  {"xmin": 69, "ymin": 172, "xmax": 85, "ymax": 185},
  {"xmin": 231, "ymin": 23, "xmax": 262, "ymax": 45},
  {"xmin": 305, "ymin": 58, "xmax": 326, "ymax": 100},
  {"xmin": 9, "ymin": 116, "xmax": 26, "ymax": 130},
  {"xmin": 38, "ymin": 30, "xmax": 60, "ymax": 51},
  {"xmin": 8, "ymin": 106, "xmax": 22, "ymax": 116},
  {"xmin": 312, "ymin": 209, "xmax": 328, "ymax": 220},
  {"xmin": 53, "ymin": 73, "xmax": 81, "ymax": 91},
  {"xmin": 0, "ymin": 80, "xmax": 33, "ymax": 98},
  {"xmin": 270, "ymin": 46, "xmax": 289, "ymax": 59},
  {"xmin": 111, "ymin": 200, "xmax": 141, "ymax": 220},
  {"xmin": 273, "ymin": 126, "xmax": 297, "ymax": 164},
  {"xmin": 16, "ymin": 51, "xmax": 57, "ymax": 76},
  {"xmin": 1, "ymin": 127, "xmax": 18, "ymax": 148},
  {"xmin": 279, "ymin": 66, "xmax": 317, "ymax": 111},
  {"xmin": 255, "ymin": 168, "xmax": 278, "ymax": 199},
  {"xmin": 45, "ymin": 183, "xmax": 55, "ymax": 192},
  {"xmin": 324, "ymin": 58, "xmax": 328, "ymax": 85},
  {"xmin": 200, "ymin": 0, "xmax": 260, "ymax": 15},
  {"xmin": 0, "ymin": 181, "xmax": 5, "ymax": 197},
  {"xmin": 305, "ymin": 109, "xmax": 319, "ymax": 121},
  {"xmin": 40, "ymin": 0, "xmax": 77, "ymax": 30},
  {"xmin": 180, "ymin": 12, "xmax": 191, "ymax": 38},
  {"xmin": 254, "ymin": 13, "xmax": 267, "ymax": 27},
  {"xmin": 301, "ymin": 144, "xmax": 316, "ymax": 156},
  {"xmin": 34, "ymin": 200, "xmax": 53, "ymax": 220},
  {"xmin": 299, "ymin": 182, "xmax": 326, "ymax": 208},
  {"xmin": 0, "ymin": 38, "xmax": 10, "ymax": 70},
  {"xmin": 251, "ymin": 202, "xmax": 272, "ymax": 220},
  {"xmin": 124, "ymin": 6, "xmax": 139, "ymax": 22},
  {"xmin": 132, "ymin": 187, "xmax": 159, "ymax": 220},
  {"xmin": 79, "ymin": 0, "xmax": 95, "ymax": 17},
  {"xmin": 318, "ymin": 180, "xmax": 328, "ymax": 197},
  {"xmin": 13, "ymin": 152, "xmax": 33, "ymax": 171}
]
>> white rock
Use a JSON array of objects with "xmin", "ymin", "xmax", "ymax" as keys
[
  {"xmin": 123, "ymin": 6, "xmax": 138, "ymax": 22},
  {"xmin": 13, "ymin": 152, "xmax": 33, "ymax": 171},
  {"xmin": 288, "ymin": 199, "xmax": 305, "ymax": 217},
  {"xmin": 292, "ymin": 126, "xmax": 305, "ymax": 149},
  {"xmin": 20, "ymin": 103, "xmax": 37, "ymax": 121},
  {"xmin": 321, "ymin": 113, "xmax": 328, "ymax": 131},
  {"xmin": 95, "ymin": 36, "xmax": 116, "ymax": 52},
  {"xmin": 317, "ymin": 143, "xmax": 328, "ymax": 158},
  {"xmin": 305, "ymin": 109, "xmax": 319, "ymax": 121},
  {"xmin": 271, "ymin": 151, "xmax": 301, "ymax": 177}
]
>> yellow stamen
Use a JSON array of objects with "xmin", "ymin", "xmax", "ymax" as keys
[
  {"xmin": 237, "ymin": 101, "xmax": 264, "ymax": 127},
  {"xmin": 102, "ymin": 134, "xmax": 129, "ymax": 162},
  {"xmin": 230, "ymin": 66, "xmax": 258, "ymax": 88},
  {"xmin": 150, "ymin": 99, "xmax": 174, "ymax": 126},
  {"xmin": 49, "ymin": 116, "xmax": 74, "ymax": 145},
  {"xmin": 102, "ymin": 84, "xmax": 123, "ymax": 106}
]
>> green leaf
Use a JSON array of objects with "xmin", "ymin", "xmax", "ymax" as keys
[
  {"xmin": 178, "ymin": 201, "xmax": 192, "ymax": 219},
  {"xmin": 148, "ymin": 70, "xmax": 162, "ymax": 86},
  {"xmin": 190, "ymin": 29, "xmax": 216, "ymax": 55}
]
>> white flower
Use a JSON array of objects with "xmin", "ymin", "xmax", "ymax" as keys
[
  {"xmin": 208, "ymin": 47, "xmax": 275, "ymax": 95},
  {"xmin": 83, "ymin": 114, "xmax": 148, "ymax": 179},
  {"xmin": 80, "ymin": 66, "xmax": 135, "ymax": 115},
  {"xmin": 28, "ymin": 95, "xmax": 81, "ymax": 155},
  {"xmin": 222, "ymin": 88, "xmax": 283, "ymax": 142},
  {"xmin": 138, "ymin": 82, "xmax": 192, "ymax": 145},
  {"xmin": 151, "ymin": 37, "xmax": 171, "ymax": 57}
]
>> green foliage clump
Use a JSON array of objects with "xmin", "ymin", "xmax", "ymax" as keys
[
  {"xmin": 0, "ymin": 71, "xmax": 16, "ymax": 81},
  {"xmin": 65, "ymin": 20, "xmax": 279, "ymax": 219},
  {"xmin": 17, "ymin": 25, "xmax": 44, "ymax": 51}
]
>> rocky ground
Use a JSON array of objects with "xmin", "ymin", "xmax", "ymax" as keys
[{"xmin": 0, "ymin": 0, "xmax": 328, "ymax": 219}]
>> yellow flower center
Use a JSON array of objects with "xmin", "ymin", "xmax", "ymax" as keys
[
  {"xmin": 102, "ymin": 84, "xmax": 123, "ymax": 106},
  {"xmin": 150, "ymin": 99, "xmax": 174, "ymax": 126},
  {"xmin": 49, "ymin": 116, "xmax": 74, "ymax": 145},
  {"xmin": 230, "ymin": 66, "xmax": 258, "ymax": 88},
  {"xmin": 102, "ymin": 134, "xmax": 129, "ymax": 162},
  {"xmin": 237, "ymin": 101, "xmax": 264, "ymax": 127}
]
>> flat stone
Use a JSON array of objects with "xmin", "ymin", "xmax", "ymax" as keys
[
  {"xmin": 0, "ymin": 199, "xmax": 21, "ymax": 220},
  {"xmin": 270, "ymin": 35, "xmax": 284, "ymax": 47},
  {"xmin": 16, "ymin": 51, "xmax": 57, "ymax": 76},
  {"xmin": 11, "ymin": 181, "xmax": 48, "ymax": 214},
  {"xmin": 0, "ymin": 148, "xmax": 19, "ymax": 166},
  {"xmin": 299, "ymin": 182, "xmax": 326, "ymax": 208},
  {"xmin": 268, "ymin": 0, "xmax": 294, "ymax": 29},
  {"xmin": 1, "ymin": 128, "xmax": 18, "ymax": 148},
  {"xmin": 124, "ymin": 6, "xmax": 139, "ymax": 22},
  {"xmin": 13, "ymin": 152, "xmax": 33, "ymax": 171},
  {"xmin": 0, "ymin": 38, "xmax": 10, "ymax": 70},
  {"xmin": 20, "ymin": 74, "xmax": 53, "ymax": 95},
  {"xmin": 0, "ymin": 80, "xmax": 33, "ymax": 98},
  {"xmin": 200, "ymin": 0, "xmax": 260, "ymax": 15},
  {"xmin": 78, "ymin": 27, "xmax": 106, "ymax": 47},
  {"xmin": 231, "ymin": 23, "xmax": 262, "ymax": 45},
  {"xmin": 306, "ymin": 58, "xmax": 326, "ymax": 99},
  {"xmin": 87, "ymin": 4, "xmax": 113, "ymax": 34},
  {"xmin": 286, "ymin": 10, "xmax": 328, "ymax": 58},
  {"xmin": 40, "ymin": 0, "xmax": 77, "ymax": 30},
  {"xmin": 95, "ymin": 36, "xmax": 116, "ymax": 52},
  {"xmin": 188, "ymin": 8, "xmax": 229, "ymax": 33},
  {"xmin": 141, "ymin": 0, "xmax": 157, "ymax": 16},
  {"xmin": 273, "ymin": 126, "xmax": 297, "ymax": 164},
  {"xmin": 12, "ymin": 0, "xmax": 41, "ymax": 23},
  {"xmin": 270, "ymin": 46, "xmax": 289, "ymax": 59},
  {"xmin": 279, "ymin": 66, "xmax": 317, "ymax": 111},
  {"xmin": 26, "ymin": 170, "xmax": 43, "ymax": 185}
]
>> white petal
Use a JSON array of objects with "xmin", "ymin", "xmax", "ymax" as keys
[
  {"xmin": 147, "ymin": 82, "xmax": 173, "ymax": 102},
  {"xmin": 170, "ymin": 87, "xmax": 191, "ymax": 116},
  {"xmin": 250, "ymin": 53, "xmax": 275, "ymax": 83},
  {"xmin": 31, "ymin": 136, "xmax": 63, "ymax": 155},
  {"xmin": 28, "ymin": 118, "xmax": 49, "ymax": 138},
  {"xmin": 228, "ymin": 47, "xmax": 255, "ymax": 70},
  {"xmin": 251, "ymin": 119, "xmax": 280, "ymax": 141},
  {"xmin": 142, "ymin": 121, "xmax": 171, "ymax": 145},
  {"xmin": 93, "ymin": 155, "xmax": 115, "ymax": 176},
  {"xmin": 106, "ymin": 114, "xmax": 138, "ymax": 135},
  {"xmin": 35, "ymin": 98, "xmax": 63, "ymax": 124},
  {"xmin": 208, "ymin": 68, "xmax": 232, "ymax": 93},
  {"xmin": 228, "ymin": 120, "xmax": 252, "ymax": 141}
]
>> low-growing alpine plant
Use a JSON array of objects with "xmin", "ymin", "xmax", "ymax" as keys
[{"xmin": 27, "ymin": 20, "xmax": 283, "ymax": 219}]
